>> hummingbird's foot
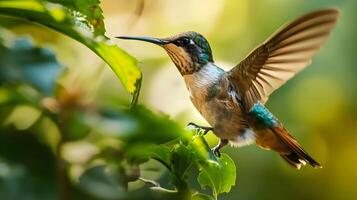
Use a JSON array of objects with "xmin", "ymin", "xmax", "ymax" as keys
[
  {"xmin": 212, "ymin": 139, "xmax": 228, "ymax": 157},
  {"xmin": 187, "ymin": 122, "xmax": 213, "ymax": 135}
]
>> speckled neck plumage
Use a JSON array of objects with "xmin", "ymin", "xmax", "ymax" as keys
[{"xmin": 164, "ymin": 43, "xmax": 207, "ymax": 75}]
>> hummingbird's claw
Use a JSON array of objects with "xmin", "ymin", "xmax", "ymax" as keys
[
  {"xmin": 187, "ymin": 122, "xmax": 213, "ymax": 135},
  {"xmin": 212, "ymin": 147, "xmax": 221, "ymax": 157},
  {"xmin": 212, "ymin": 139, "xmax": 228, "ymax": 157}
]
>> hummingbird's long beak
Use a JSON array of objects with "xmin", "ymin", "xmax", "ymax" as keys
[{"xmin": 115, "ymin": 36, "xmax": 169, "ymax": 45}]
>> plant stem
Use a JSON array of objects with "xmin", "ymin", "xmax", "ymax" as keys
[{"xmin": 56, "ymin": 139, "xmax": 69, "ymax": 200}]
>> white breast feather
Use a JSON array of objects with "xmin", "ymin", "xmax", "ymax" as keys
[
  {"xmin": 230, "ymin": 128, "xmax": 256, "ymax": 147},
  {"xmin": 193, "ymin": 63, "xmax": 222, "ymax": 87}
]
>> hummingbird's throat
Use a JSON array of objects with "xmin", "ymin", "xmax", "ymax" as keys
[{"xmin": 163, "ymin": 44, "xmax": 201, "ymax": 75}]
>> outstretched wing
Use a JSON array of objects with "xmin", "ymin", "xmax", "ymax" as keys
[{"xmin": 227, "ymin": 9, "xmax": 339, "ymax": 109}]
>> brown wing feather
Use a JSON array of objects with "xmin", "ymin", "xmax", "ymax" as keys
[{"xmin": 227, "ymin": 8, "xmax": 339, "ymax": 109}]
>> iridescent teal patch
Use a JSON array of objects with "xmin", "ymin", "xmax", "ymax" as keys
[
  {"xmin": 250, "ymin": 102, "xmax": 278, "ymax": 127},
  {"xmin": 198, "ymin": 53, "xmax": 210, "ymax": 63}
]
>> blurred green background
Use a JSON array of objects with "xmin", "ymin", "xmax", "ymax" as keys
[{"xmin": 1, "ymin": 0, "xmax": 357, "ymax": 199}]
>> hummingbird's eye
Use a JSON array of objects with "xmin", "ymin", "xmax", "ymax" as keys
[{"xmin": 181, "ymin": 38, "xmax": 193, "ymax": 45}]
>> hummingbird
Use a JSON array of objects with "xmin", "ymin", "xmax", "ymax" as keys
[{"xmin": 117, "ymin": 8, "xmax": 339, "ymax": 169}]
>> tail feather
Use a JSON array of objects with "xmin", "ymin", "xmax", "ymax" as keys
[
  {"xmin": 271, "ymin": 126, "xmax": 322, "ymax": 169},
  {"xmin": 281, "ymin": 153, "xmax": 304, "ymax": 169}
]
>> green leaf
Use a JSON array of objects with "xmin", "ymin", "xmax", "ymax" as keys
[
  {"xmin": 79, "ymin": 165, "xmax": 126, "ymax": 199},
  {"xmin": 86, "ymin": 105, "xmax": 185, "ymax": 165},
  {"xmin": 63, "ymin": 111, "xmax": 91, "ymax": 141},
  {"xmin": 171, "ymin": 142, "xmax": 194, "ymax": 179},
  {"xmin": 0, "ymin": 85, "xmax": 43, "ymax": 110},
  {"xmin": 78, "ymin": 165, "xmax": 162, "ymax": 200},
  {"xmin": 191, "ymin": 193, "xmax": 215, "ymax": 200},
  {"xmin": 197, "ymin": 154, "xmax": 236, "ymax": 199},
  {"xmin": 130, "ymin": 76, "xmax": 142, "ymax": 108},
  {"xmin": 150, "ymin": 145, "xmax": 171, "ymax": 170},
  {"xmin": 169, "ymin": 141, "xmax": 195, "ymax": 192},
  {"xmin": 46, "ymin": 0, "xmax": 105, "ymax": 36},
  {"xmin": 0, "ymin": 131, "xmax": 57, "ymax": 199},
  {"xmin": 0, "ymin": 0, "xmax": 141, "ymax": 96},
  {"xmin": 3, "ymin": 104, "xmax": 41, "ymax": 130},
  {"xmin": 0, "ymin": 38, "xmax": 62, "ymax": 95},
  {"xmin": 190, "ymin": 133, "xmax": 218, "ymax": 162},
  {"xmin": 91, "ymin": 106, "xmax": 184, "ymax": 145}
]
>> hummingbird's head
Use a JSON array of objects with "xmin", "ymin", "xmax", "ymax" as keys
[{"xmin": 116, "ymin": 31, "xmax": 213, "ymax": 75}]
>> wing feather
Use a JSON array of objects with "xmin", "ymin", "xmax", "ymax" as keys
[{"xmin": 227, "ymin": 8, "xmax": 339, "ymax": 109}]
